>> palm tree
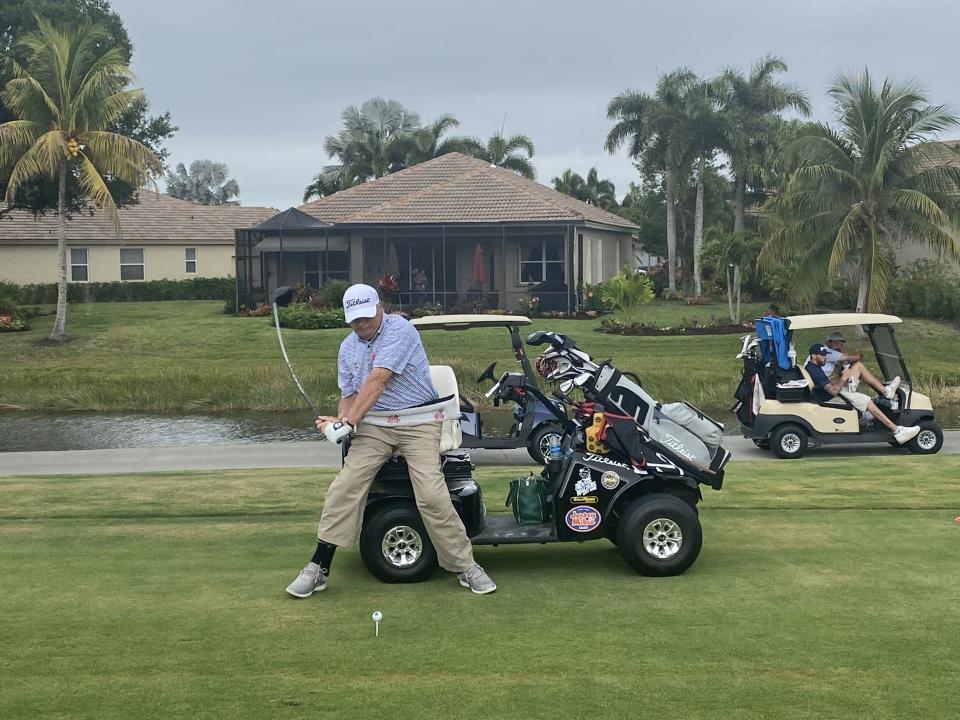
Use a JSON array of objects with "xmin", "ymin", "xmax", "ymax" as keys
[
  {"xmin": 458, "ymin": 132, "xmax": 536, "ymax": 179},
  {"xmin": 304, "ymin": 98, "xmax": 421, "ymax": 201},
  {"xmin": 553, "ymin": 167, "xmax": 618, "ymax": 209},
  {"xmin": 606, "ymin": 68, "xmax": 698, "ymax": 295},
  {"xmin": 718, "ymin": 55, "xmax": 811, "ymax": 233},
  {"xmin": 761, "ymin": 69, "xmax": 960, "ymax": 312},
  {"xmin": 166, "ymin": 159, "xmax": 239, "ymax": 205},
  {"xmin": 404, "ymin": 113, "xmax": 470, "ymax": 165},
  {"xmin": 552, "ymin": 168, "xmax": 587, "ymax": 198},
  {"xmin": 0, "ymin": 17, "xmax": 162, "ymax": 341},
  {"xmin": 701, "ymin": 227, "xmax": 761, "ymax": 322}
]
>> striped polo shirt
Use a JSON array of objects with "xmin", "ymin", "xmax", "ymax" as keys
[{"xmin": 337, "ymin": 312, "xmax": 438, "ymax": 411}]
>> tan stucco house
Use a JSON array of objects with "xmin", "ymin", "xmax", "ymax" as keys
[
  {"xmin": 0, "ymin": 191, "xmax": 275, "ymax": 284},
  {"xmin": 235, "ymin": 153, "xmax": 639, "ymax": 312}
]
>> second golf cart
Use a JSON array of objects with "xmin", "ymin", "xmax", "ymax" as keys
[
  {"xmin": 410, "ymin": 314, "xmax": 566, "ymax": 463},
  {"xmin": 734, "ymin": 313, "xmax": 943, "ymax": 458}
]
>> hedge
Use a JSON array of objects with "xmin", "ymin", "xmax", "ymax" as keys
[
  {"xmin": 889, "ymin": 260, "xmax": 960, "ymax": 321},
  {"xmin": 0, "ymin": 277, "xmax": 234, "ymax": 304}
]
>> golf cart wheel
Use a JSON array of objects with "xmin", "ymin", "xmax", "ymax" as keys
[
  {"xmin": 752, "ymin": 438, "xmax": 771, "ymax": 450},
  {"xmin": 527, "ymin": 423, "xmax": 564, "ymax": 465},
  {"xmin": 907, "ymin": 421, "xmax": 943, "ymax": 455},
  {"xmin": 360, "ymin": 504, "xmax": 438, "ymax": 583},
  {"xmin": 616, "ymin": 493, "xmax": 703, "ymax": 577},
  {"xmin": 771, "ymin": 424, "xmax": 807, "ymax": 459}
]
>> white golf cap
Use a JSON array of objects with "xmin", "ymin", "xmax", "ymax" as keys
[{"xmin": 342, "ymin": 283, "xmax": 380, "ymax": 323}]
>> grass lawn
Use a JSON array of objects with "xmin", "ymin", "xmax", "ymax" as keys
[
  {"xmin": 2, "ymin": 458, "xmax": 959, "ymax": 718},
  {"xmin": 3, "ymin": 299, "xmax": 959, "ymax": 420}
]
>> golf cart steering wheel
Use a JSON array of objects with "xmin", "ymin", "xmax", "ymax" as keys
[{"xmin": 477, "ymin": 362, "xmax": 498, "ymax": 385}]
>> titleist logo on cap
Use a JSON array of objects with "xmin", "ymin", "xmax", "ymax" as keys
[{"xmin": 345, "ymin": 297, "xmax": 371, "ymax": 308}]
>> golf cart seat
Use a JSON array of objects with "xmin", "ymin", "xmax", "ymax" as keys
[
  {"xmin": 429, "ymin": 365, "xmax": 463, "ymax": 453},
  {"xmin": 796, "ymin": 363, "xmax": 855, "ymax": 410}
]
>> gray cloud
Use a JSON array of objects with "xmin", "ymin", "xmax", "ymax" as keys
[{"xmin": 112, "ymin": 0, "xmax": 960, "ymax": 208}]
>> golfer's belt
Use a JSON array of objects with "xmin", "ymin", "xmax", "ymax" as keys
[{"xmin": 363, "ymin": 395, "xmax": 458, "ymax": 428}]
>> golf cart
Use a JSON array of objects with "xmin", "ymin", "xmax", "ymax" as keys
[
  {"xmin": 356, "ymin": 331, "xmax": 731, "ymax": 583},
  {"xmin": 733, "ymin": 313, "xmax": 943, "ymax": 459},
  {"xmin": 410, "ymin": 314, "xmax": 566, "ymax": 463}
]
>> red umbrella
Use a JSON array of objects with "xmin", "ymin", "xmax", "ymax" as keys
[{"xmin": 472, "ymin": 243, "xmax": 486, "ymax": 286}]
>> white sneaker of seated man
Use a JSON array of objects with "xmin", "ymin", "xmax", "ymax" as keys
[
  {"xmin": 893, "ymin": 424, "xmax": 921, "ymax": 445},
  {"xmin": 884, "ymin": 376, "xmax": 901, "ymax": 400}
]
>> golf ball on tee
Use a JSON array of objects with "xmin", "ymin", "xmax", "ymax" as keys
[{"xmin": 372, "ymin": 611, "xmax": 382, "ymax": 622}]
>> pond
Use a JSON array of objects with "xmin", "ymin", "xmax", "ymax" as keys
[{"xmin": 1, "ymin": 404, "xmax": 956, "ymax": 453}]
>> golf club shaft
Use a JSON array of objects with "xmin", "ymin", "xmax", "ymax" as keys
[{"xmin": 272, "ymin": 302, "xmax": 321, "ymax": 417}]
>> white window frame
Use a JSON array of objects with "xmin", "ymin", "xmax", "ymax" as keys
[
  {"xmin": 70, "ymin": 248, "xmax": 89, "ymax": 283},
  {"xmin": 185, "ymin": 247, "xmax": 197, "ymax": 274},
  {"xmin": 120, "ymin": 248, "xmax": 145, "ymax": 281},
  {"xmin": 519, "ymin": 239, "xmax": 564, "ymax": 284}
]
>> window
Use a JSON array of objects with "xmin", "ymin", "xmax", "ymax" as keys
[
  {"xmin": 70, "ymin": 248, "xmax": 89, "ymax": 282},
  {"xmin": 120, "ymin": 248, "xmax": 144, "ymax": 281},
  {"xmin": 304, "ymin": 252, "xmax": 320, "ymax": 289},
  {"xmin": 519, "ymin": 239, "xmax": 564, "ymax": 283},
  {"xmin": 185, "ymin": 248, "xmax": 197, "ymax": 274}
]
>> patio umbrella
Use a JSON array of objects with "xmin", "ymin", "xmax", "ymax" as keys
[
  {"xmin": 387, "ymin": 242, "xmax": 400, "ymax": 278},
  {"xmin": 472, "ymin": 243, "xmax": 486, "ymax": 286}
]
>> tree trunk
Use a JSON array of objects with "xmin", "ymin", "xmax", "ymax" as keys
[
  {"xmin": 50, "ymin": 163, "xmax": 68, "ymax": 341},
  {"xmin": 693, "ymin": 152, "xmax": 706, "ymax": 298},
  {"xmin": 734, "ymin": 172, "xmax": 746, "ymax": 234},
  {"xmin": 726, "ymin": 266, "xmax": 734, "ymax": 321},
  {"xmin": 856, "ymin": 273, "xmax": 868, "ymax": 314},
  {"xmin": 734, "ymin": 264, "xmax": 742, "ymax": 323},
  {"xmin": 664, "ymin": 172, "xmax": 678, "ymax": 295}
]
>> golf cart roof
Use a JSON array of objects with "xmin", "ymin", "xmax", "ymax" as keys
[
  {"xmin": 785, "ymin": 313, "xmax": 903, "ymax": 330},
  {"xmin": 410, "ymin": 314, "xmax": 533, "ymax": 330}
]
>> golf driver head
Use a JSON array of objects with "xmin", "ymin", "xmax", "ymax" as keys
[{"xmin": 271, "ymin": 286, "xmax": 295, "ymax": 307}]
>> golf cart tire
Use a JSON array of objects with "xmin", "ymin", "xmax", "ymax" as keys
[
  {"xmin": 360, "ymin": 504, "xmax": 438, "ymax": 584},
  {"xmin": 527, "ymin": 423, "xmax": 564, "ymax": 464},
  {"xmin": 616, "ymin": 493, "xmax": 703, "ymax": 577},
  {"xmin": 907, "ymin": 420, "xmax": 943, "ymax": 455},
  {"xmin": 771, "ymin": 423, "xmax": 808, "ymax": 459}
]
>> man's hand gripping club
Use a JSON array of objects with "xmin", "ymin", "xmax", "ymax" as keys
[{"xmin": 315, "ymin": 367, "xmax": 393, "ymax": 444}]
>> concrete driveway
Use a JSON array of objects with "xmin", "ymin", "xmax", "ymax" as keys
[{"xmin": 1, "ymin": 432, "xmax": 957, "ymax": 477}]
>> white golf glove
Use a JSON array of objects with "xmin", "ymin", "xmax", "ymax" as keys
[{"xmin": 323, "ymin": 419, "xmax": 354, "ymax": 444}]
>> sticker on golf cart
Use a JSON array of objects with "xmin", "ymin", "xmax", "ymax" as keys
[
  {"xmin": 565, "ymin": 506, "xmax": 602, "ymax": 532},
  {"xmin": 570, "ymin": 495, "xmax": 598, "ymax": 504},
  {"xmin": 575, "ymin": 468, "xmax": 597, "ymax": 495},
  {"xmin": 601, "ymin": 471, "xmax": 620, "ymax": 490}
]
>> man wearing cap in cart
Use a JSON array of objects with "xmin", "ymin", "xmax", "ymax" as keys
[{"xmin": 285, "ymin": 283, "xmax": 496, "ymax": 598}]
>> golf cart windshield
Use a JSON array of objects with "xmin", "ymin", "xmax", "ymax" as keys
[{"xmin": 867, "ymin": 324, "xmax": 910, "ymax": 384}]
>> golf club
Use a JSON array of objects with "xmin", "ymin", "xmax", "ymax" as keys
[{"xmin": 270, "ymin": 286, "xmax": 321, "ymax": 417}]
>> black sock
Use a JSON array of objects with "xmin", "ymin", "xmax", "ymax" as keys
[{"xmin": 310, "ymin": 541, "xmax": 337, "ymax": 575}]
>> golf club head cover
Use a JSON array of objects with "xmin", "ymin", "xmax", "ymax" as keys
[{"xmin": 323, "ymin": 419, "xmax": 353, "ymax": 444}]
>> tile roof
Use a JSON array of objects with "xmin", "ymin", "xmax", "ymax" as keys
[
  {"xmin": 298, "ymin": 152, "xmax": 637, "ymax": 231},
  {"xmin": 910, "ymin": 140, "xmax": 960, "ymax": 174},
  {"xmin": 0, "ymin": 191, "xmax": 277, "ymax": 244}
]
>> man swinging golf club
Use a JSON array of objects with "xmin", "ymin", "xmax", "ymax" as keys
[{"xmin": 286, "ymin": 283, "xmax": 496, "ymax": 597}]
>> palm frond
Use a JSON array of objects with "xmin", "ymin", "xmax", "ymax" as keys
[
  {"xmin": 4, "ymin": 131, "xmax": 66, "ymax": 201},
  {"xmin": 76, "ymin": 155, "xmax": 120, "ymax": 234}
]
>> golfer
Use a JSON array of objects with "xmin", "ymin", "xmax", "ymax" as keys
[
  {"xmin": 806, "ymin": 343, "xmax": 919, "ymax": 445},
  {"xmin": 286, "ymin": 283, "xmax": 496, "ymax": 597}
]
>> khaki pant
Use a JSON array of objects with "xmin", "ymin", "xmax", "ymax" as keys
[{"xmin": 316, "ymin": 422, "xmax": 475, "ymax": 573}]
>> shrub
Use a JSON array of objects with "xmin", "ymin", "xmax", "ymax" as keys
[
  {"xmin": 314, "ymin": 280, "xmax": 350, "ymax": 308},
  {"xmin": 889, "ymin": 260, "xmax": 960, "ymax": 320},
  {"xmin": 0, "ymin": 277, "xmax": 235, "ymax": 305},
  {"xmin": 580, "ymin": 282, "xmax": 609, "ymax": 313},
  {"xmin": 275, "ymin": 303, "xmax": 346, "ymax": 329},
  {"xmin": 601, "ymin": 266, "xmax": 654, "ymax": 321},
  {"xmin": 411, "ymin": 303, "xmax": 443, "ymax": 318}
]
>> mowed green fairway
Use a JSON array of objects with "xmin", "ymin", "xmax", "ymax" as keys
[{"xmin": 2, "ymin": 458, "xmax": 959, "ymax": 719}]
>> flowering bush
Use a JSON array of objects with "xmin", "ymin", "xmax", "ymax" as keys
[
  {"xmin": 517, "ymin": 295, "xmax": 540, "ymax": 313},
  {"xmin": 379, "ymin": 274, "xmax": 399, "ymax": 300}
]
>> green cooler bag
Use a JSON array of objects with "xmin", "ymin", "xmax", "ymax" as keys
[{"xmin": 506, "ymin": 476, "xmax": 549, "ymax": 525}]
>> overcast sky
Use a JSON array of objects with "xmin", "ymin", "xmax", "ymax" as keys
[{"xmin": 112, "ymin": 0, "xmax": 960, "ymax": 209}]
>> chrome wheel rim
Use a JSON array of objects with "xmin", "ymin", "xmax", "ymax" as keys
[
  {"xmin": 381, "ymin": 525, "xmax": 423, "ymax": 568},
  {"xmin": 917, "ymin": 429, "xmax": 938, "ymax": 451},
  {"xmin": 780, "ymin": 432, "xmax": 802, "ymax": 454},
  {"xmin": 642, "ymin": 518, "xmax": 683, "ymax": 560}
]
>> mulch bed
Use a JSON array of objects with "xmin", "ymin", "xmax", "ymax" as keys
[{"xmin": 597, "ymin": 323, "xmax": 753, "ymax": 336}]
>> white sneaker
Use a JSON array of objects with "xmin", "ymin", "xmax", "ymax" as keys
[
  {"xmin": 893, "ymin": 425, "xmax": 920, "ymax": 445},
  {"xmin": 884, "ymin": 376, "xmax": 901, "ymax": 400},
  {"xmin": 286, "ymin": 562, "xmax": 327, "ymax": 598}
]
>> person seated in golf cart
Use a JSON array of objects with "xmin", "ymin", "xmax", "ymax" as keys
[
  {"xmin": 822, "ymin": 331, "xmax": 899, "ymax": 398},
  {"xmin": 805, "ymin": 344, "xmax": 919, "ymax": 445}
]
